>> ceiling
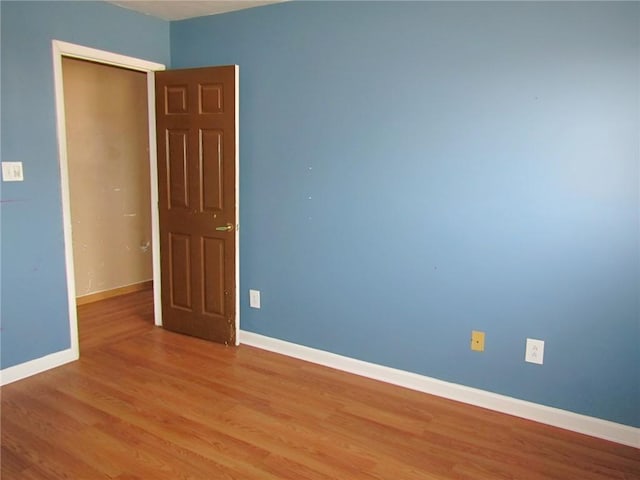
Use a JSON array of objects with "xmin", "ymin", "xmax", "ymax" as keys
[{"xmin": 107, "ymin": 0, "xmax": 287, "ymax": 21}]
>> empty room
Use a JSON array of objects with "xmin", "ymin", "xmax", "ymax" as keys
[{"xmin": 1, "ymin": 1, "xmax": 638, "ymax": 478}]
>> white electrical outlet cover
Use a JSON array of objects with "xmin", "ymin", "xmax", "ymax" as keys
[
  {"xmin": 525, "ymin": 338, "xmax": 544, "ymax": 365},
  {"xmin": 249, "ymin": 289, "xmax": 261, "ymax": 309}
]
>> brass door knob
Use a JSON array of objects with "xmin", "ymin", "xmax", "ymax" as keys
[{"xmin": 215, "ymin": 223, "xmax": 234, "ymax": 232}]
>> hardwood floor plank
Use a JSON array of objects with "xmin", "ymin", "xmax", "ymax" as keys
[
  {"xmin": 2, "ymin": 288, "xmax": 638, "ymax": 479},
  {"xmin": 0, "ymin": 445, "xmax": 30, "ymax": 478},
  {"xmin": 1, "ymin": 418, "xmax": 110, "ymax": 479}
]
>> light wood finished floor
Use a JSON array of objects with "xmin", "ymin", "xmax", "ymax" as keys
[{"xmin": 2, "ymin": 289, "xmax": 638, "ymax": 479}]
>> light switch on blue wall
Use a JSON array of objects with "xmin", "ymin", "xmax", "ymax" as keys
[{"xmin": 2, "ymin": 162, "xmax": 24, "ymax": 181}]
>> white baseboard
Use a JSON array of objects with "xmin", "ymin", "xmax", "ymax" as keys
[
  {"xmin": 240, "ymin": 330, "xmax": 640, "ymax": 448},
  {"xmin": 0, "ymin": 348, "xmax": 78, "ymax": 386}
]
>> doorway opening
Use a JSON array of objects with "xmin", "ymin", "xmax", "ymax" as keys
[
  {"xmin": 52, "ymin": 40, "xmax": 165, "ymax": 358},
  {"xmin": 63, "ymin": 57, "xmax": 153, "ymax": 308}
]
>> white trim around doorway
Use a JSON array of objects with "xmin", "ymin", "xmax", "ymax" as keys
[{"xmin": 52, "ymin": 40, "xmax": 166, "ymax": 362}]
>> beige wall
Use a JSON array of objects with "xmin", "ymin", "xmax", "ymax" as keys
[{"xmin": 63, "ymin": 57, "xmax": 152, "ymax": 297}]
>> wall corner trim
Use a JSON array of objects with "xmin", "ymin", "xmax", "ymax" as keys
[
  {"xmin": 239, "ymin": 330, "xmax": 640, "ymax": 448},
  {"xmin": 0, "ymin": 348, "xmax": 78, "ymax": 386}
]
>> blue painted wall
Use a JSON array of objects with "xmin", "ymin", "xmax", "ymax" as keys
[
  {"xmin": 172, "ymin": 1, "xmax": 639, "ymax": 427},
  {"xmin": 0, "ymin": 1, "xmax": 170, "ymax": 368}
]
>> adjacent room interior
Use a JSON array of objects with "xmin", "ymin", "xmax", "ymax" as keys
[{"xmin": 63, "ymin": 57, "xmax": 153, "ymax": 307}]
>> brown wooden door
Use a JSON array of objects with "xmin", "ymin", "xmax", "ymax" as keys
[{"xmin": 155, "ymin": 66, "xmax": 238, "ymax": 345}]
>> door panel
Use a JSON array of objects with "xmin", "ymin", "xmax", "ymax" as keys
[
  {"xmin": 168, "ymin": 233, "xmax": 192, "ymax": 311},
  {"xmin": 167, "ymin": 130, "xmax": 189, "ymax": 209},
  {"xmin": 200, "ymin": 129, "xmax": 224, "ymax": 212},
  {"xmin": 202, "ymin": 236, "xmax": 225, "ymax": 315},
  {"xmin": 156, "ymin": 66, "xmax": 237, "ymax": 344}
]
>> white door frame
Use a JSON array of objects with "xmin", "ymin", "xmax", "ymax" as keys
[{"xmin": 52, "ymin": 40, "xmax": 166, "ymax": 358}]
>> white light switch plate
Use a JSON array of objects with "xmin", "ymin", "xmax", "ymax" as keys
[
  {"xmin": 525, "ymin": 338, "xmax": 545, "ymax": 365},
  {"xmin": 249, "ymin": 289, "xmax": 261, "ymax": 309},
  {"xmin": 2, "ymin": 162, "xmax": 24, "ymax": 182}
]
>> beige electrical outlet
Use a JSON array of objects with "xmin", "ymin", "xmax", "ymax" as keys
[{"xmin": 471, "ymin": 330, "xmax": 485, "ymax": 352}]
